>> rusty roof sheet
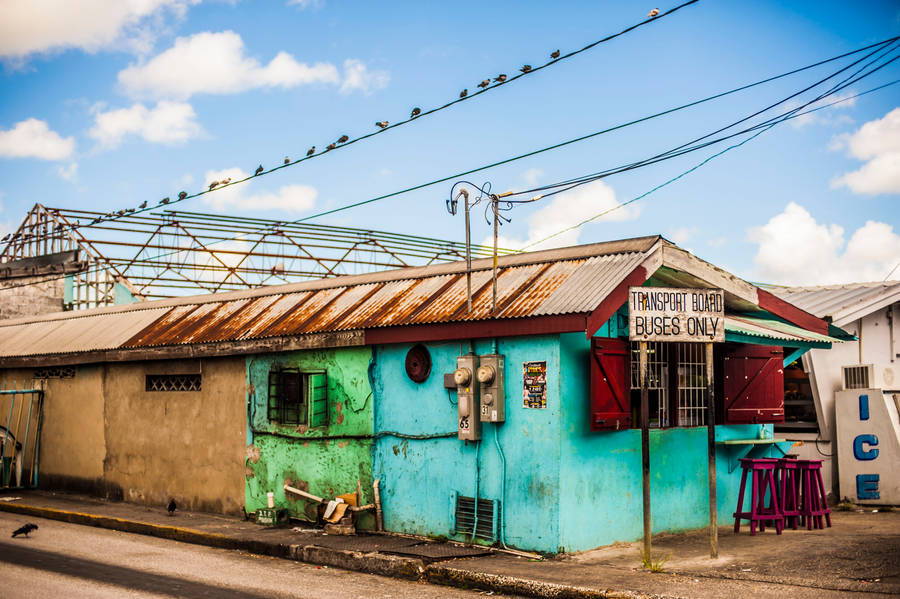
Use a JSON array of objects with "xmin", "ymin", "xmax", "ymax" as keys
[{"xmin": 0, "ymin": 237, "xmax": 669, "ymax": 358}]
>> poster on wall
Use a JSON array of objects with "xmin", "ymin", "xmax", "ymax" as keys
[{"xmin": 523, "ymin": 361, "xmax": 547, "ymax": 409}]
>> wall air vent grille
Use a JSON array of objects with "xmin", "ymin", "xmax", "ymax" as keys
[{"xmin": 453, "ymin": 493, "xmax": 498, "ymax": 542}]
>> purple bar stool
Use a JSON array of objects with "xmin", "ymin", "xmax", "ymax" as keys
[
  {"xmin": 733, "ymin": 458, "xmax": 784, "ymax": 535},
  {"xmin": 776, "ymin": 457, "xmax": 800, "ymax": 530},
  {"xmin": 797, "ymin": 459, "xmax": 832, "ymax": 530}
]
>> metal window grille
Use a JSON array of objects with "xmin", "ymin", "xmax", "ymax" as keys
[
  {"xmin": 145, "ymin": 374, "xmax": 201, "ymax": 392},
  {"xmin": 842, "ymin": 365, "xmax": 871, "ymax": 389},
  {"xmin": 677, "ymin": 343, "xmax": 707, "ymax": 426},
  {"xmin": 454, "ymin": 494, "xmax": 498, "ymax": 542},
  {"xmin": 630, "ymin": 342, "xmax": 669, "ymax": 428},
  {"xmin": 33, "ymin": 367, "xmax": 75, "ymax": 379}
]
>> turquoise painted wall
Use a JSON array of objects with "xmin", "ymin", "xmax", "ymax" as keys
[
  {"xmin": 557, "ymin": 332, "xmax": 788, "ymax": 551},
  {"xmin": 372, "ymin": 337, "xmax": 563, "ymax": 553},
  {"xmin": 244, "ymin": 347, "xmax": 374, "ymax": 526}
]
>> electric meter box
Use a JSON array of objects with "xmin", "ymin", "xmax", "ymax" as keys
[
  {"xmin": 477, "ymin": 354, "xmax": 505, "ymax": 423},
  {"xmin": 455, "ymin": 354, "xmax": 481, "ymax": 441}
]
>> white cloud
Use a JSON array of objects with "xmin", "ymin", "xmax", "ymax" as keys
[
  {"xmin": 0, "ymin": 118, "xmax": 75, "ymax": 160},
  {"xmin": 486, "ymin": 180, "xmax": 639, "ymax": 251},
  {"xmin": 831, "ymin": 107, "xmax": 900, "ymax": 195},
  {"xmin": 667, "ymin": 226, "xmax": 696, "ymax": 246},
  {"xmin": 522, "ymin": 168, "xmax": 543, "ymax": 186},
  {"xmin": 287, "ymin": 0, "xmax": 323, "ymax": 8},
  {"xmin": 202, "ymin": 168, "xmax": 317, "ymax": 212},
  {"xmin": 57, "ymin": 162, "xmax": 78, "ymax": 181},
  {"xmin": 339, "ymin": 59, "xmax": 389, "ymax": 95},
  {"xmin": 89, "ymin": 101, "xmax": 202, "ymax": 148},
  {"xmin": 0, "ymin": 0, "xmax": 194, "ymax": 62},
  {"xmin": 118, "ymin": 31, "xmax": 341, "ymax": 100},
  {"xmin": 748, "ymin": 202, "xmax": 900, "ymax": 285},
  {"xmin": 787, "ymin": 91, "xmax": 857, "ymax": 129}
]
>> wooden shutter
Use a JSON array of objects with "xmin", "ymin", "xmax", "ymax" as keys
[
  {"xmin": 722, "ymin": 344, "xmax": 784, "ymax": 424},
  {"xmin": 309, "ymin": 373, "xmax": 328, "ymax": 427},
  {"xmin": 590, "ymin": 337, "xmax": 631, "ymax": 431}
]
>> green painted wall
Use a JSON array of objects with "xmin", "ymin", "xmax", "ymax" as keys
[{"xmin": 244, "ymin": 347, "xmax": 374, "ymax": 526}]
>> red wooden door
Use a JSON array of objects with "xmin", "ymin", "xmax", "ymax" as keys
[
  {"xmin": 590, "ymin": 337, "xmax": 631, "ymax": 431},
  {"xmin": 722, "ymin": 344, "xmax": 784, "ymax": 424}
]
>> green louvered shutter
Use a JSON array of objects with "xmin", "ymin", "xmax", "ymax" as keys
[{"xmin": 309, "ymin": 373, "xmax": 328, "ymax": 427}]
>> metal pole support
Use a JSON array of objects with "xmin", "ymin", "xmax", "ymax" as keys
[
  {"xmin": 639, "ymin": 341, "xmax": 651, "ymax": 563},
  {"xmin": 705, "ymin": 342, "xmax": 718, "ymax": 558}
]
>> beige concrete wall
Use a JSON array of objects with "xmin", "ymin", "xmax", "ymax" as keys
[
  {"xmin": 101, "ymin": 358, "xmax": 246, "ymax": 515},
  {"xmin": 0, "ymin": 367, "xmax": 106, "ymax": 494},
  {"xmin": 0, "ymin": 273, "xmax": 66, "ymax": 320},
  {"xmin": 1, "ymin": 357, "xmax": 246, "ymax": 515}
]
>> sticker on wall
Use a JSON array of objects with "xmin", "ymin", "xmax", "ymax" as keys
[{"xmin": 523, "ymin": 361, "xmax": 547, "ymax": 409}]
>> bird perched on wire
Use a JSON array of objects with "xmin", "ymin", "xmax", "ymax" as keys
[
  {"xmin": 284, "ymin": 156, "xmax": 290, "ymax": 164},
  {"xmin": 12, "ymin": 523, "xmax": 38, "ymax": 538},
  {"xmin": 550, "ymin": 49, "xmax": 560, "ymax": 59},
  {"xmin": 1, "ymin": 234, "xmax": 9, "ymax": 243},
  {"xmin": 208, "ymin": 181, "xmax": 219, "ymax": 191},
  {"xmin": 307, "ymin": 146, "xmax": 315, "ymax": 156},
  {"xmin": 648, "ymin": 8, "xmax": 659, "ymax": 17},
  {"xmin": 326, "ymin": 143, "xmax": 336, "ymax": 151},
  {"xmin": 494, "ymin": 74, "xmax": 507, "ymax": 83},
  {"xmin": 337, "ymin": 135, "xmax": 349, "ymax": 144},
  {"xmin": 520, "ymin": 65, "xmax": 532, "ymax": 73},
  {"xmin": 410, "ymin": 107, "xmax": 421, "ymax": 118},
  {"xmin": 178, "ymin": 191, "xmax": 187, "ymax": 200},
  {"xmin": 116, "ymin": 209, "xmax": 125, "ymax": 216},
  {"xmin": 478, "ymin": 79, "xmax": 490, "ymax": 89},
  {"xmin": 167, "ymin": 499, "xmax": 177, "ymax": 516},
  {"xmin": 459, "ymin": 89, "xmax": 467, "ymax": 98},
  {"xmin": 220, "ymin": 177, "xmax": 231, "ymax": 185},
  {"xmin": 375, "ymin": 121, "xmax": 388, "ymax": 129},
  {"xmin": 255, "ymin": 165, "xmax": 264, "ymax": 176},
  {"xmin": 138, "ymin": 201, "xmax": 147, "ymax": 209}
]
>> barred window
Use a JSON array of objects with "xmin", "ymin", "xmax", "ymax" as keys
[
  {"xmin": 630, "ymin": 342, "xmax": 708, "ymax": 428},
  {"xmin": 146, "ymin": 374, "xmax": 201, "ymax": 392},
  {"xmin": 268, "ymin": 368, "xmax": 327, "ymax": 427},
  {"xmin": 34, "ymin": 367, "xmax": 76, "ymax": 379}
]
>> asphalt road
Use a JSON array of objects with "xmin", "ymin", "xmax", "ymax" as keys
[{"xmin": 0, "ymin": 512, "xmax": 510, "ymax": 599}]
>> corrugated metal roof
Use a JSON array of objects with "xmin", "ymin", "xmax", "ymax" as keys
[
  {"xmin": 725, "ymin": 315, "xmax": 844, "ymax": 345},
  {"xmin": 0, "ymin": 239, "xmax": 658, "ymax": 358},
  {"xmin": 765, "ymin": 281, "xmax": 900, "ymax": 326},
  {"xmin": 0, "ymin": 235, "xmax": 837, "ymax": 361}
]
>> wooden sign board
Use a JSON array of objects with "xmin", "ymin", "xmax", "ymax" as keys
[{"xmin": 628, "ymin": 287, "xmax": 725, "ymax": 342}]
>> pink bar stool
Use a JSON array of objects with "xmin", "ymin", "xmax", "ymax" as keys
[
  {"xmin": 733, "ymin": 458, "xmax": 784, "ymax": 535},
  {"xmin": 776, "ymin": 457, "xmax": 800, "ymax": 530},
  {"xmin": 797, "ymin": 459, "xmax": 831, "ymax": 530}
]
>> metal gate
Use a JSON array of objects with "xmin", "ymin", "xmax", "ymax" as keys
[{"xmin": 0, "ymin": 382, "xmax": 44, "ymax": 489}]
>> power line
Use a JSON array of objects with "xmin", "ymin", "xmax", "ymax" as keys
[
  {"xmin": 286, "ymin": 36, "xmax": 899, "ymax": 223},
  {"xmin": 521, "ymin": 78, "xmax": 900, "ymax": 248},
  {"xmin": 2, "ymin": 0, "xmax": 701, "ymax": 244},
  {"xmin": 2, "ymin": 74, "xmax": 895, "ymax": 298}
]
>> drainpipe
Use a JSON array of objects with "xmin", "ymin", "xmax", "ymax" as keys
[
  {"xmin": 471, "ymin": 437, "xmax": 481, "ymax": 542},
  {"xmin": 887, "ymin": 307, "xmax": 894, "ymax": 363},
  {"xmin": 858, "ymin": 318, "xmax": 863, "ymax": 364}
]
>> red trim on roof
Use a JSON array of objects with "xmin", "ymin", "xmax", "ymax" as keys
[
  {"xmin": 364, "ymin": 313, "xmax": 588, "ymax": 345},
  {"xmin": 585, "ymin": 265, "xmax": 649, "ymax": 339},
  {"xmin": 757, "ymin": 288, "xmax": 828, "ymax": 335}
]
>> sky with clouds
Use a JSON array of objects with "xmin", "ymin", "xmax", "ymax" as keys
[{"xmin": 0, "ymin": 0, "xmax": 898, "ymax": 287}]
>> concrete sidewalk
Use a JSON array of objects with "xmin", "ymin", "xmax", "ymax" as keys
[{"xmin": 1, "ymin": 490, "xmax": 898, "ymax": 599}]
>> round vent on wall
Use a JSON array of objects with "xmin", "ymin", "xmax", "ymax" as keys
[{"xmin": 405, "ymin": 344, "xmax": 432, "ymax": 383}]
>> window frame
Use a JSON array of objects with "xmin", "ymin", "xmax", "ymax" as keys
[{"xmin": 267, "ymin": 368, "xmax": 328, "ymax": 428}]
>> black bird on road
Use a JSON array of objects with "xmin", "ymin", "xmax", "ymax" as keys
[
  {"xmin": 12, "ymin": 523, "xmax": 38, "ymax": 538},
  {"xmin": 168, "ymin": 499, "xmax": 177, "ymax": 516}
]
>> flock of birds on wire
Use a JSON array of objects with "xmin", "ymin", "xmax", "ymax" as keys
[{"xmin": 0, "ymin": 8, "xmax": 663, "ymax": 246}]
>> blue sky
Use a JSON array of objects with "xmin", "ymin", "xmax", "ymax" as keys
[{"xmin": 1, "ymin": 0, "xmax": 898, "ymax": 286}]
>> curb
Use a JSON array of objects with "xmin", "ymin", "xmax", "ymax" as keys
[{"xmin": 0, "ymin": 501, "xmax": 669, "ymax": 599}]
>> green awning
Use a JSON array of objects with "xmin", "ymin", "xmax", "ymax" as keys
[{"xmin": 724, "ymin": 314, "xmax": 848, "ymax": 348}]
